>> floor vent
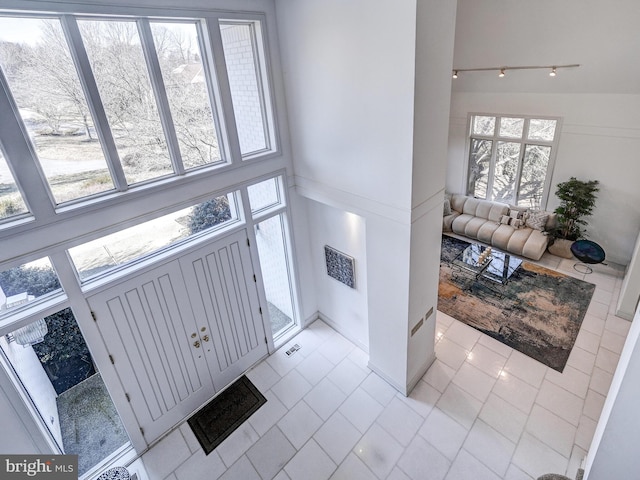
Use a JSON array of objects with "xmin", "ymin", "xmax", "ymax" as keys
[{"xmin": 285, "ymin": 344, "xmax": 301, "ymax": 356}]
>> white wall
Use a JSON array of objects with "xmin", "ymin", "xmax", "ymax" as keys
[
  {"xmin": 1, "ymin": 337, "xmax": 62, "ymax": 447},
  {"xmin": 618, "ymin": 234, "xmax": 640, "ymax": 319},
  {"xmin": 274, "ymin": 0, "xmax": 417, "ymax": 213},
  {"xmin": 405, "ymin": 0, "xmax": 457, "ymax": 387},
  {"xmin": 276, "ymin": 0, "xmax": 457, "ymax": 392},
  {"xmin": 275, "ymin": 0, "xmax": 419, "ymax": 391},
  {"xmin": 306, "ymin": 200, "xmax": 368, "ymax": 349},
  {"xmin": 584, "ymin": 305, "xmax": 640, "ymax": 478},
  {"xmin": 452, "ymin": 0, "xmax": 640, "ymax": 96},
  {"xmin": 447, "ymin": 92, "xmax": 640, "ymax": 266},
  {"xmin": 0, "ymin": 358, "xmax": 53, "ymax": 454}
]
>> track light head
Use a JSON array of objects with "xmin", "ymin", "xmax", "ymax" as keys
[
  {"xmin": 499, "ymin": 68, "xmax": 505, "ymax": 78},
  {"xmin": 452, "ymin": 70, "xmax": 458, "ymax": 79},
  {"xmin": 549, "ymin": 66, "xmax": 557, "ymax": 77}
]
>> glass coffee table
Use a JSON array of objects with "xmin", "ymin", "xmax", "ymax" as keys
[{"xmin": 451, "ymin": 243, "xmax": 522, "ymax": 287}]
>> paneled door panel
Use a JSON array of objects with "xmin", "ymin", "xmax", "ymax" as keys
[
  {"xmin": 88, "ymin": 260, "xmax": 212, "ymax": 442},
  {"xmin": 180, "ymin": 229, "xmax": 267, "ymax": 390},
  {"xmin": 87, "ymin": 229, "xmax": 268, "ymax": 445}
]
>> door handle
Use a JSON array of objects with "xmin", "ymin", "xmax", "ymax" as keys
[{"xmin": 193, "ymin": 341, "xmax": 201, "ymax": 348}]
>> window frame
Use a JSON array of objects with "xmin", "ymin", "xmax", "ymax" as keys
[
  {"xmin": 240, "ymin": 171, "xmax": 301, "ymax": 344},
  {"xmin": 464, "ymin": 113, "xmax": 562, "ymax": 209},
  {"xmin": 219, "ymin": 18, "xmax": 275, "ymax": 159},
  {"xmin": 69, "ymin": 190, "xmax": 243, "ymax": 287},
  {"xmin": 0, "ymin": 1, "xmax": 291, "ymax": 464},
  {"xmin": 0, "ymin": 8, "xmax": 279, "ymax": 228}
]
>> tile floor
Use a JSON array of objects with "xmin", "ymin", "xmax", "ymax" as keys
[{"xmin": 132, "ymin": 254, "xmax": 628, "ymax": 480}]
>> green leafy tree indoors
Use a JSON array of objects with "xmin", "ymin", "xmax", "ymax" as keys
[{"xmin": 553, "ymin": 177, "xmax": 599, "ymax": 240}]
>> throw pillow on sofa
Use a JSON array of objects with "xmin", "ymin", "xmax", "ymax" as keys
[
  {"xmin": 508, "ymin": 205, "xmax": 528, "ymax": 220},
  {"xmin": 525, "ymin": 210, "xmax": 549, "ymax": 231},
  {"xmin": 443, "ymin": 198, "xmax": 452, "ymax": 216}
]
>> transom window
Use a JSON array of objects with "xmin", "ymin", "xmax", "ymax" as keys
[
  {"xmin": 68, "ymin": 192, "xmax": 238, "ymax": 282},
  {"xmin": 466, "ymin": 114, "xmax": 560, "ymax": 209}
]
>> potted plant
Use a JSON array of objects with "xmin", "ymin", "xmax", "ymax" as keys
[{"xmin": 547, "ymin": 177, "xmax": 599, "ymax": 258}]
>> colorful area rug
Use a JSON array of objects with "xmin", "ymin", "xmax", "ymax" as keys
[{"xmin": 438, "ymin": 235, "xmax": 595, "ymax": 372}]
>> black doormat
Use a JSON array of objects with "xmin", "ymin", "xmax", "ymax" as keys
[{"xmin": 188, "ymin": 375, "xmax": 267, "ymax": 454}]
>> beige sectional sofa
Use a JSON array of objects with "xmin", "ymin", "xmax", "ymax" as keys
[{"xmin": 443, "ymin": 194, "xmax": 555, "ymax": 261}]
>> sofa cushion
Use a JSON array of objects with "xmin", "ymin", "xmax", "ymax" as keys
[
  {"xmin": 451, "ymin": 214, "xmax": 475, "ymax": 235},
  {"xmin": 443, "ymin": 212, "xmax": 460, "ymax": 232},
  {"xmin": 477, "ymin": 222, "xmax": 500, "ymax": 244},
  {"xmin": 460, "ymin": 197, "xmax": 509, "ymax": 222},
  {"xmin": 450, "ymin": 194, "xmax": 468, "ymax": 213},
  {"xmin": 462, "ymin": 197, "xmax": 483, "ymax": 216},
  {"xmin": 464, "ymin": 216, "xmax": 489, "ymax": 238},
  {"xmin": 491, "ymin": 224, "xmax": 515, "ymax": 251},
  {"xmin": 475, "ymin": 201, "xmax": 493, "ymax": 220},
  {"xmin": 488, "ymin": 203, "xmax": 509, "ymax": 222},
  {"xmin": 522, "ymin": 230, "xmax": 549, "ymax": 261},
  {"xmin": 507, "ymin": 228, "xmax": 534, "ymax": 256}
]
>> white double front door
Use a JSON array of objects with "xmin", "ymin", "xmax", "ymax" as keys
[{"xmin": 87, "ymin": 229, "xmax": 268, "ymax": 445}]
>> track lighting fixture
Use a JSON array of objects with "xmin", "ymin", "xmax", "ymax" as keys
[{"xmin": 451, "ymin": 63, "xmax": 579, "ymax": 79}]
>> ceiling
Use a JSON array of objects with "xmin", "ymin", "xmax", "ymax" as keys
[{"xmin": 452, "ymin": 0, "xmax": 640, "ymax": 94}]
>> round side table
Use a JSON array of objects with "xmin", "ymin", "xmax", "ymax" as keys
[{"xmin": 570, "ymin": 239, "xmax": 605, "ymax": 274}]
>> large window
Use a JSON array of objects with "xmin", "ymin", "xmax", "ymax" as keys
[
  {"xmin": 0, "ymin": 146, "xmax": 29, "ymax": 220},
  {"xmin": 248, "ymin": 176, "xmax": 298, "ymax": 338},
  {"xmin": 0, "ymin": 17, "xmax": 116, "ymax": 204},
  {"xmin": 0, "ymin": 5, "xmax": 294, "ymax": 472},
  {"xmin": 466, "ymin": 114, "xmax": 559, "ymax": 209},
  {"xmin": 220, "ymin": 21, "xmax": 271, "ymax": 157},
  {"xmin": 0, "ymin": 258, "xmax": 62, "ymax": 317},
  {"xmin": 0, "ymin": 13, "xmax": 276, "ymax": 218}
]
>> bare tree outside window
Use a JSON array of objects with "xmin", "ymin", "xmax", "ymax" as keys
[
  {"xmin": 79, "ymin": 20, "xmax": 174, "ymax": 184},
  {"xmin": 0, "ymin": 17, "xmax": 115, "ymax": 204},
  {"xmin": 492, "ymin": 142, "xmax": 521, "ymax": 204},
  {"xmin": 467, "ymin": 139, "xmax": 492, "ymax": 199},
  {"xmin": 150, "ymin": 21, "xmax": 222, "ymax": 169},
  {"xmin": 0, "ymin": 148, "xmax": 28, "ymax": 219},
  {"xmin": 466, "ymin": 115, "xmax": 559, "ymax": 209}
]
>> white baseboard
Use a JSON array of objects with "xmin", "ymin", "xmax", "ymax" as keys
[
  {"xmin": 316, "ymin": 312, "xmax": 369, "ymax": 354},
  {"xmin": 366, "ymin": 361, "xmax": 407, "ymax": 396},
  {"xmin": 406, "ymin": 354, "xmax": 437, "ymax": 394},
  {"xmin": 301, "ymin": 311, "xmax": 320, "ymax": 329},
  {"xmin": 367, "ymin": 354, "xmax": 436, "ymax": 397}
]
